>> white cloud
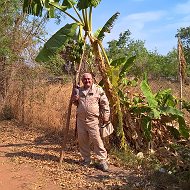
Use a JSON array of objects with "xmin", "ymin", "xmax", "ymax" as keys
[
  {"xmin": 125, "ymin": 11, "xmax": 166, "ymax": 22},
  {"xmin": 103, "ymin": 1, "xmax": 190, "ymax": 54},
  {"xmin": 112, "ymin": 11, "xmax": 167, "ymax": 39},
  {"xmin": 103, "ymin": 10, "xmax": 173, "ymax": 54},
  {"xmin": 175, "ymin": 0, "xmax": 190, "ymax": 14}
]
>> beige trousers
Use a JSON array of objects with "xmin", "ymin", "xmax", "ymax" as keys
[{"xmin": 77, "ymin": 118, "xmax": 107, "ymax": 162}]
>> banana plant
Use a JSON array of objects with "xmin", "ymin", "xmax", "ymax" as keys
[
  {"xmin": 132, "ymin": 77, "xmax": 190, "ymax": 141},
  {"xmin": 23, "ymin": 0, "xmax": 127, "ymax": 148}
]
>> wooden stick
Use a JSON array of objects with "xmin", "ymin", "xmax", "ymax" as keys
[
  {"xmin": 59, "ymin": 89, "xmax": 73, "ymax": 163},
  {"xmin": 59, "ymin": 38, "xmax": 86, "ymax": 164}
]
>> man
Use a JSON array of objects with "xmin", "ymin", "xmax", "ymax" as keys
[{"xmin": 72, "ymin": 73, "xmax": 110, "ymax": 172}]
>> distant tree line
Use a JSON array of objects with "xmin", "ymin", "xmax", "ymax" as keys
[{"xmin": 43, "ymin": 27, "xmax": 190, "ymax": 81}]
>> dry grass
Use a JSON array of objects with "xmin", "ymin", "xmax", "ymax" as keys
[
  {"xmin": 3, "ymin": 81, "xmax": 76, "ymax": 132},
  {"xmin": 1, "ymin": 77, "xmax": 190, "ymax": 132}
]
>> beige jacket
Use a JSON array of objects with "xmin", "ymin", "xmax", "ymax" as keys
[{"xmin": 76, "ymin": 84, "xmax": 110, "ymax": 122}]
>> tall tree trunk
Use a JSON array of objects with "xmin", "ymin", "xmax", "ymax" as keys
[{"xmin": 178, "ymin": 37, "xmax": 186, "ymax": 110}]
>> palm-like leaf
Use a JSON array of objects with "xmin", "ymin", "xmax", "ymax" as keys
[
  {"xmin": 62, "ymin": 0, "xmax": 77, "ymax": 8},
  {"xmin": 97, "ymin": 12, "xmax": 120, "ymax": 41},
  {"xmin": 49, "ymin": 2, "xmax": 68, "ymax": 12},
  {"xmin": 140, "ymin": 79, "xmax": 158, "ymax": 108},
  {"xmin": 119, "ymin": 55, "xmax": 136, "ymax": 77},
  {"xmin": 77, "ymin": 0, "xmax": 101, "ymax": 10},
  {"xmin": 23, "ymin": 0, "xmax": 66, "ymax": 17},
  {"xmin": 178, "ymin": 116, "xmax": 189, "ymax": 139},
  {"xmin": 110, "ymin": 57, "xmax": 127, "ymax": 67},
  {"xmin": 23, "ymin": 0, "xmax": 43, "ymax": 16},
  {"xmin": 36, "ymin": 23, "xmax": 78, "ymax": 62}
]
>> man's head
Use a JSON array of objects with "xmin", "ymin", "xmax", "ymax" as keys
[{"xmin": 82, "ymin": 73, "xmax": 93, "ymax": 89}]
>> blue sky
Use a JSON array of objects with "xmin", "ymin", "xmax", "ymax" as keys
[{"xmin": 46, "ymin": 0, "xmax": 190, "ymax": 55}]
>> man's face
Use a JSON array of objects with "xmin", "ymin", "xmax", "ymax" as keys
[{"xmin": 82, "ymin": 73, "xmax": 93, "ymax": 89}]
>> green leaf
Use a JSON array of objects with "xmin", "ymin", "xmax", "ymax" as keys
[
  {"xmin": 119, "ymin": 55, "xmax": 136, "ymax": 77},
  {"xmin": 130, "ymin": 106, "xmax": 151, "ymax": 114},
  {"xmin": 77, "ymin": 0, "xmax": 101, "ymax": 10},
  {"xmin": 23, "ymin": 0, "xmax": 43, "ymax": 16},
  {"xmin": 133, "ymin": 97, "xmax": 141, "ymax": 105},
  {"xmin": 167, "ymin": 126, "xmax": 180, "ymax": 139},
  {"xmin": 44, "ymin": 0, "xmax": 50, "ymax": 8},
  {"xmin": 49, "ymin": 2, "xmax": 68, "ymax": 12},
  {"xmin": 160, "ymin": 107, "xmax": 184, "ymax": 117},
  {"xmin": 48, "ymin": 5, "xmax": 55, "ymax": 18},
  {"xmin": 140, "ymin": 79, "xmax": 158, "ymax": 108},
  {"xmin": 178, "ymin": 116, "xmax": 189, "ymax": 139},
  {"xmin": 130, "ymin": 78, "xmax": 138, "ymax": 87},
  {"xmin": 151, "ymin": 108, "xmax": 160, "ymax": 119},
  {"xmin": 23, "ymin": 0, "xmax": 61, "ymax": 17},
  {"xmin": 182, "ymin": 100, "xmax": 190, "ymax": 112},
  {"xmin": 155, "ymin": 89, "xmax": 177, "ymax": 107},
  {"xmin": 121, "ymin": 78, "xmax": 130, "ymax": 85},
  {"xmin": 62, "ymin": 0, "xmax": 76, "ymax": 8},
  {"xmin": 97, "ymin": 12, "xmax": 120, "ymax": 41},
  {"xmin": 141, "ymin": 117, "xmax": 152, "ymax": 141},
  {"xmin": 110, "ymin": 67, "xmax": 120, "ymax": 87},
  {"xmin": 110, "ymin": 57, "xmax": 127, "ymax": 67},
  {"xmin": 35, "ymin": 23, "xmax": 78, "ymax": 62}
]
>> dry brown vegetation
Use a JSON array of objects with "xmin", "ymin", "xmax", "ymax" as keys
[
  {"xmin": 0, "ymin": 67, "xmax": 190, "ymax": 189},
  {"xmin": 1, "ymin": 78, "xmax": 75, "ymax": 131},
  {"xmin": 1, "ymin": 73, "xmax": 190, "ymax": 132}
]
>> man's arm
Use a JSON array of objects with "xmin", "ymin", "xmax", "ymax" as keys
[{"xmin": 72, "ymin": 87, "xmax": 79, "ymax": 106}]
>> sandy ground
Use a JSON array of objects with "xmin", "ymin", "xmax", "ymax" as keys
[
  {"xmin": 0, "ymin": 125, "xmax": 62, "ymax": 190},
  {"xmin": 0, "ymin": 154, "xmax": 61, "ymax": 190},
  {"xmin": 0, "ymin": 120, "xmax": 187, "ymax": 190},
  {"xmin": 0, "ymin": 120, "xmax": 140, "ymax": 190}
]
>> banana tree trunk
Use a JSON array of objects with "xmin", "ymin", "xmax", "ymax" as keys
[{"xmin": 91, "ymin": 40, "xmax": 126, "ymax": 148}]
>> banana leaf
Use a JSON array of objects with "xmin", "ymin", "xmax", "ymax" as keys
[
  {"xmin": 178, "ymin": 116, "xmax": 189, "ymax": 139},
  {"xmin": 97, "ymin": 12, "xmax": 120, "ymax": 41},
  {"xmin": 36, "ymin": 23, "xmax": 78, "ymax": 62},
  {"xmin": 110, "ymin": 57, "xmax": 127, "ymax": 67},
  {"xmin": 119, "ymin": 55, "xmax": 136, "ymax": 77},
  {"xmin": 140, "ymin": 79, "xmax": 158, "ymax": 108},
  {"xmin": 23, "ymin": 0, "xmax": 70, "ymax": 17},
  {"xmin": 141, "ymin": 116, "xmax": 152, "ymax": 140},
  {"xmin": 62, "ymin": 0, "xmax": 76, "ymax": 8},
  {"xmin": 77, "ymin": 0, "xmax": 101, "ymax": 10},
  {"xmin": 160, "ymin": 107, "xmax": 184, "ymax": 117}
]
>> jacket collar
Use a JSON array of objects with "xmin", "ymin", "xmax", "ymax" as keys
[{"xmin": 81, "ymin": 83, "xmax": 95, "ymax": 96}]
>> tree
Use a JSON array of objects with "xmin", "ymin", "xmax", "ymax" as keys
[
  {"xmin": 0, "ymin": 0, "xmax": 48, "ymax": 114},
  {"xmin": 106, "ymin": 31, "xmax": 149, "ymax": 78},
  {"xmin": 23, "ymin": 0, "xmax": 131, "ymax": 153}
]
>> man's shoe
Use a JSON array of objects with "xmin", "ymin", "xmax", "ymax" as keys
[
  {"xmin": 98, "ymin": 161, "xmax": 109, "ymax": 172},
  {"xmin": 81, "ymin": 160, "xmax": 92, "ymax": 167}
]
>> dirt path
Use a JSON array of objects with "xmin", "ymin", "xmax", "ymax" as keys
[
  {"xmin": 0, "ymin": 151, "xmax": 60, "ymax": 190},
  {"xmin": 2, "ymin": 120, "xmax": 183, "ymax": 190},
  {"xmin": 0, "ymin": 120, "xmax": 146, "ymax": 190},
  {"xmin": 0, "ymin": 121, "xmax": 62, "ymax": 190}
]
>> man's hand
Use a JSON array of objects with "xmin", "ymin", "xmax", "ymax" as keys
[{"xmin": 72, "ymin": 95, "xmax": 79, "ymax": 102}]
